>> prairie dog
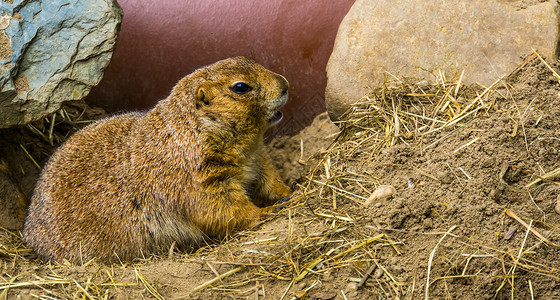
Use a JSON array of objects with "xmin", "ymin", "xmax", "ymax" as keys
[{"xmin": 23, "ymin": 57, "xmax": 292, "ymax": 263}]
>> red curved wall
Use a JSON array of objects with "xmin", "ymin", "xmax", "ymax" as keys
[{"xmin": 86, "ymin": 0, "xmax": 355, "ymax": 135}]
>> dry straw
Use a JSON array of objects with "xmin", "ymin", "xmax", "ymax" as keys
[{"xmin": 1, "ymin": 53, "xmax": 560, "ymax": 299}]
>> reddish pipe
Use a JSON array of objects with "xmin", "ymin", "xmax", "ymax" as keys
[{"xmin": 86, "ymin": 0, "xmax": 355, "ymax": 135}]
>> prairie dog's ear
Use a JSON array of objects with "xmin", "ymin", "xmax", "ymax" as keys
[{"xmin": 195, "ymin": 83, "xmax": 212, "ymax": 109}]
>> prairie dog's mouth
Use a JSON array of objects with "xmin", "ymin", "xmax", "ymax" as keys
[
  {"xmin": 268, "ymin": 111, "xmax": 283, "ymax": 125},
  {"xmin": 267, "ymin": 94, "xmax": 288, "ymax": 125}
]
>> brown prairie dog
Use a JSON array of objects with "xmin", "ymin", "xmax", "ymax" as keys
[{"xmin": 23, "ymin": 57, "xmax": 292, "ymax": 263}]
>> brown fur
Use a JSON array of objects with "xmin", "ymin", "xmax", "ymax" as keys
[{"xmin": 23, "ymin": 57, "xmax": 292, "ymax": 263}]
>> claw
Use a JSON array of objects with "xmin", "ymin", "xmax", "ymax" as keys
[
  {"xmin": 278, "ymin": 196, "xmax": 292, "ymax": 203},
  {"xmin": 273, "ymin": 204, "xmax": 286, "ymax": 213}
]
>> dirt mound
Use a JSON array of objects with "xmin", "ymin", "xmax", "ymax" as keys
[{"xmin": 0, "ymin": 53, "xmax": 559, "ymax": 299}]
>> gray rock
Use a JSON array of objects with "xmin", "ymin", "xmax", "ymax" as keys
[
  {"xmin": 0, "ymin": 0, "xmax": 122, "ymax": 128},
  {"xmin": 326, "ymin": 0, "xmax": 559, "ymax": 120}
]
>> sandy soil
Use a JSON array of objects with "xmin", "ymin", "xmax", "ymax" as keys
[{"xmin": 0, "ymin": 54, "xmax": 559, "ymax": 299}]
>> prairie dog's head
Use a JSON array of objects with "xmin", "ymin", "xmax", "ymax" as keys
[{"xmin": 186, "ymin": 56, "xmax": 288, "ymax": 132}]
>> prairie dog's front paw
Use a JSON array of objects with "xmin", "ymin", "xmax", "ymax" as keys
[
  {"xmin": 278, "ymin": 196, "xmax": 292, "ymax": 203},
  {"xmin": 260, "ymin": 204, "xmax": 286, "ymax": 219},
  {"xmin": 273, "ymin": 204, "xmax": 286, "ymax": 213}
]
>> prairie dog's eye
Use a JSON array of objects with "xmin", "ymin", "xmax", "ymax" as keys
[{"xmin": 230, "ymin": 82, "xmax": 252, "ymax": 94}]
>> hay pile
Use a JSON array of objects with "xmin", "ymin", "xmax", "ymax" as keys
[
  {"xmin": 1, "ymin": 51, "xmax": 559, "ymax": 299},
  {"xmin": 195, "ymin": 51, "xmax": 560, "ymax": 299}
]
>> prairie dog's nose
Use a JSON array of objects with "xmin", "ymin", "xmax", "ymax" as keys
[{"xmin": 277, "ymin": 74, "xmax": 289, "ymax": 96}]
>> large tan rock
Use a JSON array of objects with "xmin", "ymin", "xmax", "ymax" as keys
[{"xmin": 326, "ymin": 0, "xmax": 560, "ymax": 120}]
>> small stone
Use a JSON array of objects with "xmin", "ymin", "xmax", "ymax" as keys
[
  {"xmin": 484, "ymin": 205, "xmax": 496, "ymax": 216},
  {"xmin": 346, "ymin": 282, "xmax": 359, "ymax": 292},
  {"xmin": 391, "ymin": 265, "xmax": 404, "ymax": 274},
  {"xmin": 364, "ymin": 185, "xmax": 397, "ymax": 206},
  {"xmin": 439, "ymin": 171, "xmax": 454, "ymax": 184},
  {"xmin": 309, "ymin": 290, "xmax": 338, "ymax": 300},
  {"xmin": 504, "ymin": 227, "xmax": 517, "ymax": 240},
  {"xmin": 423, "ymin": 218, "xmax": 433, "ymax": 228},
  {"xmin": 295, "ymin": 282, "xmax": 307, "ymax": 291}
]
